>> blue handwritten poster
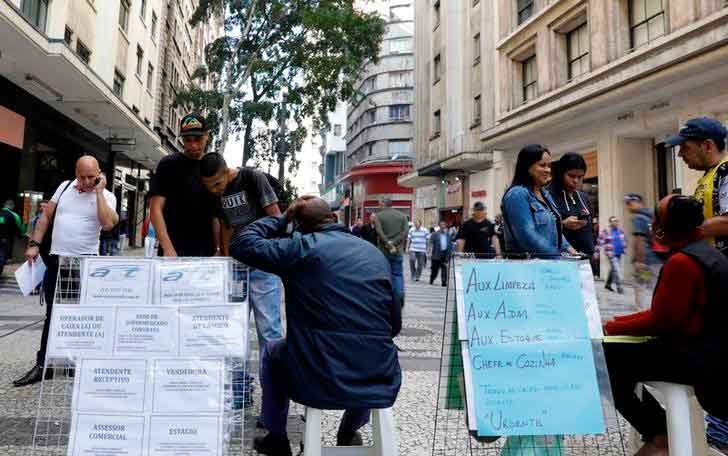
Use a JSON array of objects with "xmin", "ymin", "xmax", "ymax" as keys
[{"xmin": 461, "ymin": 261, "xmax": 605, "ymax": 436}]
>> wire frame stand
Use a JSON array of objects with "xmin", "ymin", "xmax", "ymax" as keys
[
  {"xmin": 31, "ymin": 256, "xmax": 250, "ymax": 456},
  {"xmin": 432, "ymin": 255, "xmax": 630, "ymax": 456}
]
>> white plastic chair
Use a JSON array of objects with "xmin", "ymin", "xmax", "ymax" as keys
[
  {"xmin": 302, "ymin": 407, "xmax": 398, "ymax": 456},
  {"xmin": 644, "ymin": 382, "xmax": 708, "ymax": 456}
]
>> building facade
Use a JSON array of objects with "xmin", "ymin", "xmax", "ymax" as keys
[
  {"xmin": 319, "ymin": 102, "xmax": 351, "ymax": 220},
  {"xmin": 342, "ymin": 0, "xmax": 415, "ymax": 224},
  {"xmin": 406, "ymin": 0, "xmax": 728, "ymax": 271}
]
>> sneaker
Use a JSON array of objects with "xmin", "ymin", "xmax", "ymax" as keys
[
  {"xmin": 253, "ymin": 433, "xmax": 292, "ymax": 456},
  {"xmin": 337, "ymin": 431, "xmax": 363, "ymax": 446},
  {"xmin": 605, "ymin": 285, "xmax": 614, "ymax": 292}
]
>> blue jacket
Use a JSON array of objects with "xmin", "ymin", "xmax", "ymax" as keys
[
  {"xmin": 501, "ymin": 185, "xmax": 571, "ymax": 259},
  {"xmin": 231, "ymin": 216, "xmax": 402, "ymax": 410}
]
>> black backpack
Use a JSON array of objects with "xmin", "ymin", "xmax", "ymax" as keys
[{"xmin": 241, "ymin": 167, "xmax": 291, "ymax": 212}]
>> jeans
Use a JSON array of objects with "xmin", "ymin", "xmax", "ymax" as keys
[
  {"xmin": 408, "ymin": 251, "xmax": 426, "ymax": 280},
  {"xmin": 249, "ymin": 269, "xmax": 283, "ymax": 350},
  {"xmin": 606, "ymin": 256, "xmax": 623, "ymax": 290},
  {"xmin": 386, "ymin": 255, "xmax": 404, "ymax": 304},
  {"xmin": 100, "ymin": 238, "xmax": 120, "ymax": 256},
  {"xmin": 261, "ymin": 339, "xmax": 370, "ymax": 438},
  {"xmin": 633, "ymin": 263, "xmax": 661, "ymax": 311}
]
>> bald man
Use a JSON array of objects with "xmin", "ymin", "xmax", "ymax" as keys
[{"xmin": 15, "ymin": 155, "xmax": 118, "ymax": 387}]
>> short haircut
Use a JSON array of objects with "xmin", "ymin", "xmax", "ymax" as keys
[
  {"xmin": 382, "ymin": 198, "xmax": 393, "ymax": 207},
  {"xmin": 714, "ymin": 136, "xmax": 726, "ymax": 152},
  {"xmin": 200, "ymin": 152, "xmax": 227, "ymax": 178}
]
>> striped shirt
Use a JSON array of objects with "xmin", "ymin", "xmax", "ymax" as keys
[{"xmin": 408, "ymin": 228, "xmax": 430, "ymax": 253}]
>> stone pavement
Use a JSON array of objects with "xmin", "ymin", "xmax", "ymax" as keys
[{"xmin": 0, "ymin": 255, "xmax": 638, "ymax": 455}]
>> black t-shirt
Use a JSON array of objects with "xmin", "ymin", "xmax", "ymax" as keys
[
  {"xmin": 221, "ymin": 168, "xmax": 278, "ymax": 231},
  {"xmin": 458, "ymin": 218, "xmax": 496, "ymax": 255},
  {"xmin": 150, "ymin": 153, "xmax": 221, "ymax": 256},
  {"xmin": 550, "ymin": 189, "xmax": 595, "ymax": 255}
]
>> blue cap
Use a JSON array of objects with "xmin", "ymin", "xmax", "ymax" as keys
[{"xmin": 664, "ymin": 117, "xmax": 727, "ymax": 147}]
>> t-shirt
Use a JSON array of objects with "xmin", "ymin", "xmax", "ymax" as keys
[
  {"xmin": 458, "ymin": 218, "xmax": 496, "ymax": 255},
  {"xmin": 150, "ymin": 153, "xmax": 222, "ymax": 256},
  {"xmin": 220, "ymin": 167, "xmax": 278, "ymax": 231},
  {"xmin": 631, "ymin": 208, "xmax": 661, "ymax": 265},
  {"xmin": 50, "ymin": 180, "xmax": 117, "ymax": 256},
  {"xmin": 694, "ymin": 156, "xmax": 728, "ymax": 253},
  {"xmin": 407, "ymin": 228, "xmax": 429, "ymax": 253},
  {"xmin": 550, "ymin": 189, "xmax": 595, "ymax": 255}
]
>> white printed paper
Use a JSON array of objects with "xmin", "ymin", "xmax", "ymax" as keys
[
  {"xmin": 76, "ymin": 359, "xmax": 148, "ymax": 413},
  {"xmin": 180, "ymin": 306, "xmax": 247, "ymax": 357},
  {"xmin": 114, "ymin": 308, "xmax": 179, "ymax": 356},
  {"xmin": 158, "ymin": 262, "xmax": 226, "ymax": 306},
  {"xmin": 68, "ymin": 414, "xmax": 145, "ymax": 456},
  {"xmin": 579, "ymin": 262, "xmax": 604, "ymax": 339},
  {"xmin": 14, "ymin": 258, "xmax": 45, "ymax": 296},
  {"xmin": 81, "ymin": 259, "xmax": 154, "ymax": 306},
  {"xmin": 148, "ymin": 415, "xmax": 221, "ymax": 456},
  {"xmin": 152, "ymin": 359, "xmax": 223, "ymax": 413},
  {"xmin": 47, "ymin": 306, "xmax": 115, "ymax": 358}
]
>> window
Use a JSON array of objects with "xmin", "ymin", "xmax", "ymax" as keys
[
  {"xmin": 390, "ymin": 5, "xmax": 413, "ymax": 21},
  {"xmin": 522, "ymin": 56, "xmax": 537, "ymax": 102},
  {"xmin": 434, "ymin": 54, "xmax": 442, "ymax": 82},
  {"xmin": 390, "ymin": 71, "xmax": 411, "ymax": 88},
  {"xmin": 147, "ymin": 63, "xmax": 154, "ymax": 90},
  {"xmin": 136, "ymin": 46, "xmax": 144, "ymax": 76},
  {"xmin": 388, "ymin": 140, "xmax": 411, "ymax": 156},
  {"xmin": 113, "ymin": 70, "xmax": 125, "ymax": 97},
  {"xmin": 630, "ymin": 0, "xmax": 665, "ymax": 49},
  {"xmin": 366, "ymin": 109, "xmax": 377, "ymax": 125},
  {"xmin": 434, "ymin": 0, "xmax": 441, "ymax": 27},
  {"xmin": 567, "ymin": 23, "xmax": 589, "ymax": 79},
  {"xmin": 389, "ymin": 37, "xmax": 412, "ymax": 54},
  {"xmin": 119, "ymin": 0, "xmax": 131, "ymax": 33},
  {"xmin": 473, "ymin": 95, "xmax": 482, "ymax": 125},
  {"xmin": 77, "ymin": 40, "xmax": 92, "ymax": 64},
  {"xmin": 517, "ymin": 0, "xmax": 534, "ymax": 25},
  {"xmin": 64, "ymin": 27, "xmax": 73, "ymax": 45},
  {"xmin": 473, "ymin": 33, "xmax": 481, "ymax": 64},
  {"xmin": 21, "ymin": 0, "xmax": 49, "ymax": 31},
  {"xmin": 333, "ymin": 124, "xmax": 342, "ymax": 136},
  {"xmin": 364, "ymin": 76, "xmax": 377, "ymax": 92},
  {"xmin": 151, "ymin": 12, "xmax": 158, "ymax": 41},
  {"xmin": 140, "ymin": 0, "xmax": 147, "ymax": 20},
  {"xmin": 433, "ymin": 110, "xmax": 442, "ymax": 136},
  {"xmin": 389, "ymin": 104, "xmax": 410, "ymax": 121}
]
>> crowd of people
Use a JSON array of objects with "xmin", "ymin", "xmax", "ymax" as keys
[{"xmin": 6, "ymin": 111, "xmax": 728, "ymax": 456}]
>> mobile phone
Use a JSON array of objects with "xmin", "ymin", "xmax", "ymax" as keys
[{"xmin": 577, "ymin": 214, "xmax": 589, "ymax": 221}]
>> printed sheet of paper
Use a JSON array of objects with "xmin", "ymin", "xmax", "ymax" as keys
[
  {"xmin": 75, "ymin": 359, "xmax": 148, "ymax": 413},
  {"xmin": 158, "ymin": 262, "xmax": 227, "ymax": 306},
  {"xmin": 147, "ymin": 415, "xmax": 221, "ymax": 456},
  {"xmin": 47, "ymin": 306, "xmax": 115, "ymax": 358},
  {"xmin": 113, "ymin": 308, "xmax": 179, "ymax": 356},
  {"xmin": 80, "ymin": 259, "xmax": 154, "ymax": 306},
  {"xmin": 152, "ymin": 359, "xmax": 224, "ymax": 414},
  {"xmin": 179, "ymin": 306, "xmax": 247, "ymax": 357},
  {"xmin": 68, "ymin": 414, "xmax": 145, "ymax": 456}
]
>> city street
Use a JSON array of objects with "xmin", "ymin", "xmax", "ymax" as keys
[{"xmin": 0, "ymin": 257, "xmax": 637, "ymax": 455}]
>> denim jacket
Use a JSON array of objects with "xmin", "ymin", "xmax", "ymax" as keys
[{"xmin": 501, "ymin": 185, "xmax": 571, "ymax": 259}]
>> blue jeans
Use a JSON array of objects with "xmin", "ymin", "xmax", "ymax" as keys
[
  {"xmin": 386, "ymin": 255, "xmax": 404, "ymax": 303},
  {"xmin": 100, "ymin": 238, "xmax": 119, "ymax": 256},
  {"xmin": 261, "ymin": 339, "xmax": 370, "ymax": 438}
]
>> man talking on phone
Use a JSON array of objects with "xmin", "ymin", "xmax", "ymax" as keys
[{"xmin": 14, "ymin": 155, "xmax": 118, "ymax": 387}]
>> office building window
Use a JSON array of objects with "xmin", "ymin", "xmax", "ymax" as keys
[
  {"xmin": 522, "ymin": 56, "xmax": 537, "ymax": 102},
  {"xmin": 151, "ymin": 12, "xmax": 158, "ymax": 41},
  {"xmin": 136, "ymin": 46, "xmax": 144, "ymax": 76},
  {"xmin": 147, "ymin": 63, "xmax": 154, "ymax": 90},
  {"xmin": 113, "ymin": 70, "xmax": 125, "ymax": 97},
  {"xmin": 630, "ymin": 0, "xmax": 665, "ymax": 49},
  {"xmin": 21, "ymin": 0, "xmax": 49, "ymax": 31},
  {"xmin": 64, "ymin": 27, "xmax": 73, "ymax": 45},
  {"xmin": 434, "ymin": 54, "xmax": 442, "ymax": 82},
  {"xmin": 140, "ymin": 0, "xmax": 147, "ymax": 20},
  {"xmin": 390, "ymin": 71, "xmax": 412, "ymax": 88},
  {"xmin": 434, "ymin": 0, "xmax": 441, "ymax": 27},
  {"xmin": 388, "ymin": 140, "xmax": 411, "ymax": 156},
  {"xmin": 517, "ymin": 0, "xmax": 534, "ymax": 25},
  {"xmin": 77, "ymin": 40, "xmax": 92, "ymax": 64},
  {"xmin": 389, "ymin": 105, "xmax": 410, "ymax": 121},
  {"xmin": 366, "ymin": 109, "xmax": 377, "ymax": 125},
  {"xmin": 364, "ymin": 75, "xmax": 377, "ymax": 92},
  {"xmin": 389, "ymin": 37, "xmax": 412, "ymax": 54},
  {"xmin": 567, "ymin": 23, "xmax": 589, "ymax": 79},
  {"xmin": 473, "ymin": 33, "xmax": 481, "ymax": 64},
  {"xmin": 433, "ymin": 110, "xmax": 441, "ymax": 136},
  {"xmin": 119, "ymin": 0, "xmax": 131, "ymax": 33},
  {"xmin": 473, "ymin": 95, "xmax": 482, "ymax": 125},
  {"xmin": 367, "ymin": 144, "xmax": 374, "ymax": 156}
]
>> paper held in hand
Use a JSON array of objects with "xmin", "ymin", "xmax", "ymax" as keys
[{"xmin": 14, "ymin": 257, "xmax": 46, "ymax": 296}]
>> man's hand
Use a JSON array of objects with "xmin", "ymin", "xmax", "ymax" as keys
[
  {"xmin": 25, "ymin": 245, "xmax": 39, "ymax": 262},
  {"xmin": 94, "ymin": 173, "xmax": 107, "ymax": 193},
  {"xmin": 163, "ymin": 246, "xmax": 178, "ymax": 257},
  {"xmin": 563, "ymin": 216, "xmax": 587, "ymax": 230}
]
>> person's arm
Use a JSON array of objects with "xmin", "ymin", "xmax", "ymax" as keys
[
  {"xmin": 150, "ymin": 196, "xmax": 176, "ymax": 257},
  {"xmin": 702, "ymin": 216, "xmax": 728, "ymax": 241},
  {"xmin": 375, "ymin": 216, "xmax": 387, "ymax": 244},
  {"xmin": 492, "ymin": 234, "xmax": 502, "ymax": 257},
  {"xmin": 263, "ymin": 203, "xmax": 281, "ymax": 217},
  {"xmin": 388, "ymin": 217, "xmax": 408, "ymax": 247},
  {"xmin": 220, "ymin": 222, "xmax": 233, "ymax": 256},
  {"xmin": 230, "ymin": 215, "xmax": 304, "ymax": 275},
  {"xmin": 24, "ymin": 201, "xmax": 56, "ymax": 262},
  {"xmin": 502, "ymin": 188, "xmax": 561, "ymax": 256},
  {"xmin": 212, "ymin": 218, "xmax": 222, "ymax": 256},
  {"xmin": 96, "ymin": 176, "xmax": 119, "ymax": 231}
]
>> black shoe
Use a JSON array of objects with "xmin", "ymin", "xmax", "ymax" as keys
[
  {"xmin": 253, "ymin": 433, "xmax": 292, "ymax": 456},
  {"xmin": 13, "ymin": 365, "xmax": 52, "ymax": 387},
  {"xmin": 617, "ymin": 287, "xmax": 624, "ymax": 294},
  {"xmin": 442, "ymin": 283, "xmax": 447, "ymax": 287},
  {"xmin": 605, "ymin": 285, "xmax": 614, "ymax": 292},
  {"xmin": 337, "ymin": 431, "xmax": 363, "ymax": 446}
]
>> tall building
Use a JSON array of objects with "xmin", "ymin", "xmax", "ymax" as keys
[
  {"xmin": 319, "ymin": 102, "xmax": 349, "ymax": 219},
  {"xmin": 406, "ymin": 0, "xmax": 728, "ymax": 270},
  {"xmin": 342, "ymin": 0, "xmax": 415, "ymax": 224}
]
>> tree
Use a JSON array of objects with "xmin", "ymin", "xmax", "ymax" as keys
[{"xmin": 179, "ymin": 0, "xmax": 386, "ymax": 169}]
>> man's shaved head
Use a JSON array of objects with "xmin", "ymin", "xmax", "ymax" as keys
[
  {"xmin": 76, "ymin": 155, "xmax": 101, "ymax": 192},
  {"xmin": 288, "ymin": 196, "xmax": 336, "ymax": 233}
]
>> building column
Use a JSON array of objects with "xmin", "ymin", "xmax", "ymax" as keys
[{"xmin": 445, "ymin": 0, "xmax": 466, "ymax": 153}]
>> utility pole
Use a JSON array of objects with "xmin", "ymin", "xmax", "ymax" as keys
[{"xmin": 276, "ymin": 97, "xmax": 288, "ymax": 183}]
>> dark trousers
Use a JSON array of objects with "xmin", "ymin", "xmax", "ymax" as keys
[
  {"xmin": 603, "ymin": 340, "xmax": 701, "ymax": 442},
  {"xmin": 430, "ymin": 258, "xmax": 448, "ymax": 285},
  {"xmin": 261, "ymin": 339, "xmax": 370, "ymax": 438},
  {"xmin": 37, "ymin": 255, "xmax": 60, "ymax": 366},
  {"xmin": 0, "ymin": 238, "xmax": 9, "ymax": 276}
]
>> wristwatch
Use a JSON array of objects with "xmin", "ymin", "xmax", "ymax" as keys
[{"xmin": 28, "ymin": 239, "xmax": 41, "ymax": 248}]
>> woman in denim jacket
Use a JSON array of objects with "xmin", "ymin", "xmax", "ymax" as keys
[{"xmin": 501, "ymin": 144, "xmax": 577, "ymax": 259}]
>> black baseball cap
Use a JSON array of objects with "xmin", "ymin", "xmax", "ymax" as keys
[
  {"xmin": 473, "ymin": 202, "xmax": 486, "ymax": 211},
  {"xmin": 179, "ymin": 113, "xmax": 208, "ymax": 137},
  {"xmin": 664, "ymin": 117, "xmax": 727, "ymax": 147}
]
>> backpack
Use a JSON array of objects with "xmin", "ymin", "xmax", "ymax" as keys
[{"xmin": 242, "ymin": 168, "xmax": 291, "ymax": 212}]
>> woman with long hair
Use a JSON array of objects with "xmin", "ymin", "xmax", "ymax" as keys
[{"xmin": 501, "ymin": 144, "xmax": 578, "ymax": 258}]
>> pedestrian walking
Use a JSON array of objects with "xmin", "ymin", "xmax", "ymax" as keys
[
  {"xmin": 360, "ymin": 214, "xmax": 378, "ymax": 246},
  {"xmin": 374, "ymin": 198, "xmax": 409, "ymax": 307},
  {"xmin": 14, "ymin": 156, "xmax": 118, "ymax": 387},
  {"xmin": 230, "ymin": 197, "xmax": 401, "ymax": 455},
  {"xmin": 351, "ymin": 218, "xmax": 363, "ymax": 237},
  {"xmin": 149, "ymin": 113, "xmax": 222, "ymax": 257},
  {"xmin": 406, "ymin": 220, "xmax": 429, "ymax": 281},
  {"xmin": 457, "ymin": 202, "xmax": 501, "ymax": 257},
  {"xmin": 429, "ymin": 220, "xmax": 452, "ymax": 286},
  {"xmin": 501, "ymin": 144, "xmax": 577, "ymax": 259},
  {"xmin": 667, "ymin": 117, "xmax": 728, "ymax": 256},
  {"xmin": 0, "ymin": 199, "xmax": 26, "ymax": 276},
  {"xmin": 624, "ymin": 193, "xmax": 663, "ymax": 311},
  {"xmin": 599, "ymin": 216, "xmax": 626, "ymax": 293}
]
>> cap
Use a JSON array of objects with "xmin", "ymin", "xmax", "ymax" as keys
[
  {"xmin": 473, "ymin": 202, "xmax": 486, "ymax": 211},
  {"xmin": 664, "ymin": 117, "xmax": 727, "ymax": 147},
  {"xmin": 179, "ymin": 114, "xmax": 208, "ymax": 137}
]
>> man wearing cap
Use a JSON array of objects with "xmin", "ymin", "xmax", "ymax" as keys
[
  {"xmin": 149, "ymin": 114, "xmax": 222, "ymax": 257},
  {"xmin": 457, "ymin": 202, "xmax": 501, "ymax": 258},
  {"xmin": 667, "ymin": 117, "xmax": 728, "ymax": 256}
]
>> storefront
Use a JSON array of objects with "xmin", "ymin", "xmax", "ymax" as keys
[{"xmin": 343, "ymin": 161, "xmax": 413, "ymax": 225}]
